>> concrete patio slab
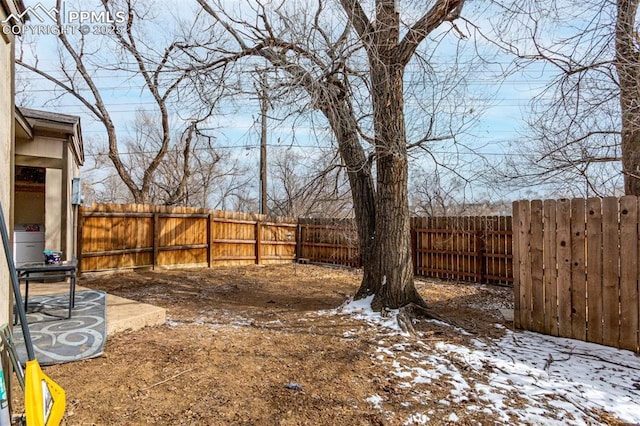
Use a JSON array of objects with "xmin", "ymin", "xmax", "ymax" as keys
[{"xmin": 20, "ymin": 282, "xmax": 166, "ymax": 335}]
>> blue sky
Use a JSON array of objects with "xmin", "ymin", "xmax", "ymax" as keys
[{"xmin": 13, "ymin": 0, "xmax": 562, "ymax": 205}]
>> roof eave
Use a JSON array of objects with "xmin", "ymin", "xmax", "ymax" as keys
[{"xmin": 14, "ymin": 106, "xmax": 33, "ymax": 140}]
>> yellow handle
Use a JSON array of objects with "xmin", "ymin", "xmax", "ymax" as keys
[{"xmin": 24, "ymin": 361, "xmax": 65, "ymax": 426}]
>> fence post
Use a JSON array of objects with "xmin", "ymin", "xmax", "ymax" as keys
[
  {"xmin": 475, "ymin": 230, "xmax": 485, "ymax": 283},
  {"xmin": 255, "ymin": 220, "xmax": 262, "ymax": 265},
  {"xmin": 76, "ymin": 207, "xmax": 84, "ymax": 276},
  {"xmin": 207, "ymin": 213, "xmax": 212, "ymax": 268},
  {"xmin": 295, "ymin": 221, "xmax": 302, "ymax": 262},
  {"xmin": 152, "ymin": 212, "xmax": 159, "ymax": 270},
  {"xmin": 411, "ymin": 225, "xmax": 418, "ymax": 274}
]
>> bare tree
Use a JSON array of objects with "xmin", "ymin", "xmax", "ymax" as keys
[
  {"xmin": 268, "ymin": 149, "xmax": 352, "ymax": 218},
  {"xmin": 410, "ymin": 169, "xmax": 470, "ymax": 217},
  {"xmin": 496, "ymin": 0, "xmax": 640, "ymax": 196},
  {"xmin": 16, "ymin": 0, "xmax": 230, "ymax": 204},
  {"xmin": 80, "ymin": 152, "xmax": 131, "ymax": 204},
  {"xmin": 79, "ymin": 109, "xmax": 250, "ymax": 208},
  {"xmin": 192, "ymin": 0, "xmax": 468, "ymax": 311}
]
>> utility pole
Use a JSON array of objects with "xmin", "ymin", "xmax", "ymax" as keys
[{"xmin": 259, "ymin": 74, "xmax": 268, "ymax": 215}]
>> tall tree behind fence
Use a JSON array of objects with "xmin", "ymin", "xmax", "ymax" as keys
[
  {"xmin": 513, "ymin": 197, "xmax": 640, "ymax": 353},
  {"xmin": 78, "ymin": 203, "xmax": 297, "ymax": 272}
]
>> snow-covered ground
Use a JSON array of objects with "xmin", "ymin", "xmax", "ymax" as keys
[{"xmin": 333, "ymin": 296, "xmax": 640, "ymax": 425}]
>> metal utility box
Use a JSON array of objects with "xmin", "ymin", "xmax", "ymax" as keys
[{"xmin": 13, "ymin": 224, "xmax": 45, "ymax": 265}]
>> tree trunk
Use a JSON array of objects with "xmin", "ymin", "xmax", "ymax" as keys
[
  {"xmin": 621, "ymin": 122, "xmax": 640, "ymax": 195},
  {"xmin": 319, "ymin": 96, "xmax": 377, "ymax": 296},
  {"xmin": 366, "ymin": 59, "xmax": 427, "ymax": 310},
  {"xmin": 319, "ymin": 78, "xmax": 422, "ymax": 309},
  {"xmin": 350, "ymin": 1, "xmax": 425, "ymax": 309},
  {"xmin": 370, "ymin": 147, "xmax": 422, "ymax": 309},
  {"xmin": 616, "ymin": 0, "xmax": 640, "ymax": 195}
]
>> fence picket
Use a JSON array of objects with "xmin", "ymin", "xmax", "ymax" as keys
[
  {"xmin": 517, "ymin": 201, "xmax": 532, "ymax": 329},
  {"xmin": 556, "ymin": 199, "xmax": 572, "ymax": 338},
  {"xmin": 619, "ymin": 196, "xmax": 639, "ymax": 352},
  {"xmin": 586, "ymin": 198, "xmax": 603, "ymax": 344},
  {"xmin": 570, "ymin": 198, "xmax": 587, "ymax": 341},
  {"xmin": 602, "ymin": 197, "xmax": 621, "ymax": 348},
  {"xmin": 543, "ymin": 200, "xmax": 558, "ymax": 336},
  {"xmin": 530, "ymin": 200, "xmax": 545, "ymax": 333},
  {"xmin": 513, "ymin": 202, "xmax": 522, "ymax": 329}
]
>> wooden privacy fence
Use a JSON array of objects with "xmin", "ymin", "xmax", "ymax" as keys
[
  {"xmin": 78, "ymin": 203, "xmax": 297, "ymax": 273},
  {"xmin": 513, "ymin": 197, "xmax": 640, "ymax": 353},
  {"xmin": 298, "ymin": 216, "xmax": 513, "ymax": 285},
  {"xmin": 79, "ymin": 205, "xmax": 513, "ymax": 284},
  {"xmin": 412, "ymin": 216, "xmax": 512, "ymax": 285},
  {"xmin": 297, "ymin": 219, "xmax": 362, "ymax": 267}
]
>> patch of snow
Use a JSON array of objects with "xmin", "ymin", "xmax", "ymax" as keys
[
  {"xmin": 330, "ymin": 296, "xmax": 640, "ymax": 424},
  {"xmin": 366, "ymin": 394, "xmax": 383, "ymax": 409},
  {"xmin": 376, "ymin": 346, "xmax": 395, "ymax": 357},
  {"xmin": 331, "ymin": 295, "xmax": 404, "ymax": 333},
  {"xmin": 338, "ymin": 295, "xmax": 374, "ymax": 314},
  {"xmin": 165, "ymin": 319, "xmax": 180, "ymax": 327},
  {"xmin": 417, "ymin": 330, "xmax": 640, "ymax": 424},
  {"xmin": 403, "ymin": 413, "xmax": 430, "ymax": 425}
]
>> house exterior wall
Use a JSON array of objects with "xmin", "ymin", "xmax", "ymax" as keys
[
  {"xmin": 0, "ymin": 3, "xmax": 16, "ymax": 326},
  {"xmin": 16, "ymin": 135, "xmax": 64, "ymax": 159}
]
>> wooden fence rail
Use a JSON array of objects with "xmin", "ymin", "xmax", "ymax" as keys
[
  {"xmin": 297, "ymin": 219, "xmax": 362, "ymax": 268},
  {"xmin": 78, "ymin": 203, "xmax": 296, "ymax": 273},
  {"xmin": 79, "ymin": 200, "xmax": 640, "ymax": 353},
  {"xmin": 80, "ymin": 205, "xmax": 513, "ymax": 285},
  {"xmin": 297, "ymin": 216, "xmax": 513, "ymax": 285},
  {"xmin": 513, "ymin": 197, "xmax": 640, "ymax": 353}
]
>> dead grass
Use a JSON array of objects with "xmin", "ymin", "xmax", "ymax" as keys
[{"xmin": 12, "ymin": 264, "xmax": 519, "ymax": 425}]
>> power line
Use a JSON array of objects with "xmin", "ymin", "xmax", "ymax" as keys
[
  {"xmin": 20, "ymin": 100, "xmax": 541, "ymax": 116},
  {"xmin": 19, "ymin": 73, "xmax": 555, "ymax": 86},
  {"xmin": 18, "ymin": 64, "xmax": 550, "ymax": 74},
  {"xmin": 82, "ymin": 144, "xmax": 527, "ymax": 157}
]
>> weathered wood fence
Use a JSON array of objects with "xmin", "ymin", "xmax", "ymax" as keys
[
  {"xmin": 297, "ymin": 216, "xmax": 513, "ymax": 285},
  {"xmin": 513, "ymin": 197, "xmax": 640, "ymax": 353},
  {"xmin": 79, "ymin": 205, "xmax": 513, "ymax": 285},
  {"xmin": 79, "ymin": 200, "xmax": 640, "ymax": 353},
  {"xmin": 297, "ymin": 219, "xmax": 361, "ymax": 268},
  {"xmin": 412, "ymin": 216, "xmax": 512, "ymax": 285},
  {"xmin": 78, "ymin": 204, "xmax": 297, "ymax": 273}
]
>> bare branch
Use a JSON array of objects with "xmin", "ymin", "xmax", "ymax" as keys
[{"xmin": 396, "ymin": 0, "xmax": 466, "ymax": 65}]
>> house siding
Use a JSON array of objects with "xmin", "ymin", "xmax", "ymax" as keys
[{"xmin": 0, "ymin": 4, "xmax": 16, "ymax": 326}]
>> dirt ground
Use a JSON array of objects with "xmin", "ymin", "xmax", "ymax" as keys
[{"xmin": 9, "ymin": 264, "xmax": 566, "ymax": 425}]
